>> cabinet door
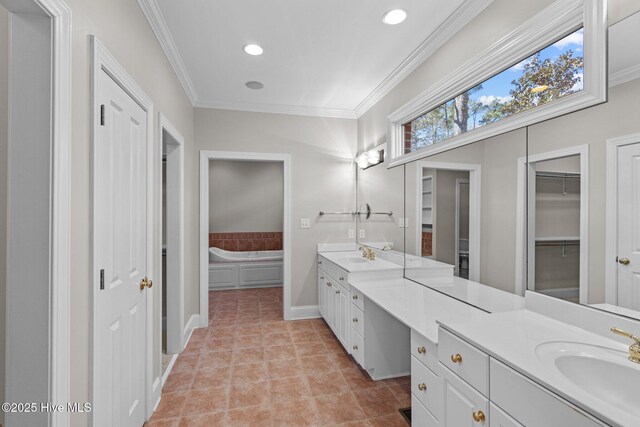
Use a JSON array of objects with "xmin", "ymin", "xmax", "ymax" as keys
[
  {"xmin": 326, "ymin": 279, "xmax": 335, "ymax": 332},
  {"xmin": 337, "ymin": 283, "xmax": 350, "ymax": 348},
  {"xmin": 441, "ymin": 365, "xmax": 489, "ymax": 427},
  {"xmin": 318, "ymin": 269, "xmax": 326, "ymax": 318},
  {"xmin": 331, "ymin": 279, "xmax": 342, "ymax": 339}
]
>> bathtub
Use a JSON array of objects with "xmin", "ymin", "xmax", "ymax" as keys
[{"xmin": 208, "ymin": 247, "xmax": 283, "ymax": 290}]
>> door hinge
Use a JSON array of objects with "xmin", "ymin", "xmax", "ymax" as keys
[
  {"xmin": 99, "ymin": 269, "xmax": 105, "ymax": 290},
  {"xmin": 100, "ymin": 104, "xmax": 105, "ymax": 126}
]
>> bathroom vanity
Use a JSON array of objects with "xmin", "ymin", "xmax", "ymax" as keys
[{"xmin": 317, "ymin": 245, "xmax": 640, "ymax": 427}]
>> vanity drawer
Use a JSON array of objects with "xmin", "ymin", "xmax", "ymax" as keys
[
  {"xmin": 351, "ymin": 288, "xmax": 364, "ymax": 311},
  {"xmin": 411, "ymin": 329, "xmax": 439, "ymax": 374},
  {"xmin": 350, "ymin": 305, "xmax": 364, "ymax": 338},
  {"xmin": 438, "ymin": 328, "xmax": 489, "ymax": 396},
  {"xmin": 490, "ymin": 359, "xmax": 605, "ymax": 427},
  {"xmin": 411, "ymin": 356, "xmax": 440, "ymax": 420},
  {"xmin": 412, "ymin": 394, "xmax": 438, "ymax": 427},
  {"xmin": 350, "ymin": 328, "xmax": 364, "ymax": 367},
  {"xmin": 490, "ymin": 403, "xmax": 523, "ymax": 427}
]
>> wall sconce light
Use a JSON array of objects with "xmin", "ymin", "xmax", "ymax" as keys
[{"xmin": 356, "ymin": 148, "xmax": 384, "ymax": 170}]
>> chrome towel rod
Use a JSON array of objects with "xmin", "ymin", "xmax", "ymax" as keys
[{"xmin": 318, "ymin": 211, "xmax": 356, "ymax": 216}]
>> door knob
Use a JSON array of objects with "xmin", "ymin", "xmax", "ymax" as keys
[
  {"xmin": 472, "ymin": 411, "xmax": 485, "ymax": 422},
  {"xmin": 139, "ymin": 276, "xmax": 153, "ymax": 291},
  {"xmin": 619, "ymin": 257, "xmax": 631, "ymax": 265}
]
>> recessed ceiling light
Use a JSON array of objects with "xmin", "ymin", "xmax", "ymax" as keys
[
  {"xmin": 382, "ymin": 9, "xmax": 407, "ymax": 25},
  {"xmin": 245, "ymin": 81, "xmax": 264, "ymax": 90},
  {"xmin": 243, "ymin": 44, "xmax": 264, "ymax": 56}
]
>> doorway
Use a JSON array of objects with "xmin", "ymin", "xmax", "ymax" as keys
[
  {"xmin": 159, "ymin": 114, "xmax": 185, "ymax": 380},
  {"xmin": 91, "ymin": 37, "xmax": 155, "ymax": 426},
  {"xmin": 606, "ymin": 134, "xmax": 640, "ymax": 311},
  {"xmin": 2, "ymin": 1, "xmax": 71, "ymax": 425},
  {"xmin": 416, "ymin": 161, "xmax": 481, "ymax": 281},
  {"xmin": 199, "ymin": 151, "xmax": 292, "ymax": 326}
]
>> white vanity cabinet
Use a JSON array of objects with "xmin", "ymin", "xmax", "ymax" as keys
[
  {"xmin": 437, "ymin": 328, "xmax": 608, "ymax": 427},
  {"xmin": 317, "ymin": 255, "xmax": 351, "ymax": 350}
]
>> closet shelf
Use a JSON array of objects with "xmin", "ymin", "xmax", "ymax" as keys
[{"xmin": 536, "ymin": 236, "xmax": 579, "ymax": 242}]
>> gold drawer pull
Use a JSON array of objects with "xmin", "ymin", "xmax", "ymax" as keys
[
  {"xmin": 417, "ymin": 383, "xmax": 427, "ymax": 392},
  {"xmin": 353, "ymin": 318, "xmax": 358, "ymax": 323},
  {"xmin": 352, "ymin": 295, "xmax": 358, "ymax": 300},
  {"xmin": 472, "ymin": 411, "xmax": 485, "ymax": 422},
  {"xmin": 335, "ymin": 290, "xmax": 340, "ymax": 294},
  {"xmin": 451, "ymin": 353, "xmax": 463, "ymax": 364},
  {"xmin": 353, "ymin": 345, "xmax": 358, "ymax": 350},
  {"xmin": 417, "ymin": 346, "xmax": 426, "ymax": 354},
  {"xmin": 339, "ymin": 276, "xmax": 344, "ymax": 281},
  {"xmin": 320, "ymin": 276, "xmax": 324, "ymax": 280},
  {"xmin": 326, "ymin": 282, "xmax": 331, "ymax": 287}
]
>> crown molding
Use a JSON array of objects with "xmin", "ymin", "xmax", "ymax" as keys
[
  {"xmin": 195, "ymin": 99, "xmax": 357, "ymax": 119},
  {"xmin": 609, "ymin": 63, "xmax": 640, "ymax": 87},
  {"xmin": 353, "ymin": 0, "xmax": 494, "ymax": 118},
  {"xmin": 137, "ymin": 0, "xmax": 199, "ymax": 105}
]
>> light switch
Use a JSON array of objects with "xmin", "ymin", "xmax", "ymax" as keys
[
  {"xmin": 348, "ymin": 229, "xmax": 355, "ymax": 239},
  {"xmin": 300, "ymin": 218, "xmax": 311, "ymax": 229},
  {"xmin": 359, "ymin": 229, "xmax": 366, "ymax": 238}
]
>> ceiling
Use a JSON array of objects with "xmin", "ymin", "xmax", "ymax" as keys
[
  {"xmin": 609, "ymin": 10, "xmax": 640, "ymax": 86},
  {"xmin": 143, "ymin": 0, "xmax": 489, "ymax": 118}
]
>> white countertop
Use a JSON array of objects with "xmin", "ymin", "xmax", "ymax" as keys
[
  {"xmin": 318, "ymin": 251, "xmax": 403, "ymax": 273},
  {"xmin": 404, "ymin": 274, "xmax": 525, "ymax": 313},
  {"xmin": 439, "ymin": 310, "xmax": 639, "ymax": 427},
  {"xmin": 348, "ymin": 277, "xmax": 490, "ymax": 343}
]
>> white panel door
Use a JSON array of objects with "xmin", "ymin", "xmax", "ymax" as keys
[
  {"xmin": 617, "ymin": 143, "xmax": 640, "ymax": 310},
  {"xmin": 94, "ymin": 69, "xmax": 149, "ymax": 427}
]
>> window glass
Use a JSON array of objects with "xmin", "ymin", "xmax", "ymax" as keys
[{"xmin": 404, "ymin": 28, "xmax": 584, "ymax": 153}]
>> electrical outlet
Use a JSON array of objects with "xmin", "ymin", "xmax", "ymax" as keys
[
  {"xmin": 348, "ymin": 229, "xmax": 355, "ymax": 239},
  {"xmin": 359, "ymin": 229, "xmax": 366, "ymax": 238},
  {"xmin": 300, "ymin": 218, "xmax": 311, "ymax": 229}
]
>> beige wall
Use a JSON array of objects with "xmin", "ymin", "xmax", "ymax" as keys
[
  {"xmin": 0, "ymin": 5, "xmax": 8, "ymax": 424},
  {"xmin": 209, "ymin": 160, "xmax": 284, "ymax": 233},
  {"xmin": 195, "ymin": 108, "xmax": 357, "ymax": 307},
  {"xmin": 62, "ymin": 0, "xmax": 195, "ymax": 424},
  {"xmin": 356, "ymin": 162, "xmax": 404, "ymax": 250}
]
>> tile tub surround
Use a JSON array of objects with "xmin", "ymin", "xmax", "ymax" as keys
[
  {"xmin": 147, "ymin": 288, "xmax": 411, "ymax": 426},
  {"xmin": 209, "ymin": 232, "xmax": 283, "ymax": 252}
]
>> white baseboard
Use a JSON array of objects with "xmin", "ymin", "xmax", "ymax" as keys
[
  {"xmin": 183, "ymin": 314, "xmax": 200, "ymax": 347},
  {"xmin": 161, "ymin": 353, "xmax": 178, "ymax": 386},
  {"xmin": 290, "ymin": 305, "xmax": 320, "ymax": 320}
]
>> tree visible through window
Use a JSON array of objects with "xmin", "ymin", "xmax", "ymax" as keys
[{"xmin": 404, "ymin": 28, "xmax": 584, "ymax": 153}]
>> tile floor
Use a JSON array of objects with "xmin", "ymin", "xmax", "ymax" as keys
[{"xmin": 146, "ymin": 287, "xmax": 411, "ymax": 426}]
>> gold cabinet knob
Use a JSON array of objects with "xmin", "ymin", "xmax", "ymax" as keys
[
  {"xmin": 139, "ymin": 276, "xmax": 152, "ymax": 291},
  {"xmin": 326, "ymin": 282, "xmax": 331, "ymax": 287},
  {"xmin": 451, "ymin": 353, "xmax": 463, "ymax": 364},
  {"xmin": 417, "ymin": 346, "xmax": 426, "ymax": 354},
  {"xmin": 339, "ymin": 276, "xmax": 344, "ymax": 281},
  {"xmin": 353, "ymin": 318, "xmax": 358, "ymax": 323},
  {"xmin": 320, "ymin": 276, "xmax": 324, "ymax": 280},
  {"xmin": 417, "ymin": 383, "xmax": 427, "ymax": 391},
  {"xmin": 352, "ymin": 295, "xmax": 358, "ymax": 300},
  {"xmin": 619, "ymin": 257, "xmax": 631, "ymax": 265},
  {"xmin": 353, "ymin": 345, "xmax": 358, "ymax": 350},
  {"xmin": 336, "ymin": 290, "xmax": 340, "ymax": 294},
  {"xmin": 472, "ymin": 411, "xmax": 485, "ymax": 422}
]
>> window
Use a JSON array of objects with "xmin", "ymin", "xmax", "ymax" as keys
[
  {"xmin": 403, "ymin": 28, "xmax": 584, "ymax": 154},
  {"xmin": 387, "ymin": 0, "xmax": 606, "ymax": 167}
]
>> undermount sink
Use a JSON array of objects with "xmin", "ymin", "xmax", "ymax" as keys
[
  {"xmin": 337, "ymin": 257, "xmax": 369, "ymax": 264},
  {"xmin": 535, "ymin": 341, "xmax": 640, "ymax": 416}
]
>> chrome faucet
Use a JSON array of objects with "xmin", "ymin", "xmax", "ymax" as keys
[
  {"xmin": 359, "ymin": 246, "xmax": 376, "ymax": 261},
  {"xmin": 611, "ymin": 327, "xmax": 640, "ymax": 363}
]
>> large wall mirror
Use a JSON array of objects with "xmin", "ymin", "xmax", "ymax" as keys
[{"xmin": 396, "ymin": 10, "xmax": 640, "ymax": 320}]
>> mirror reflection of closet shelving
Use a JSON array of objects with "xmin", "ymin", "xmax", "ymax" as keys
[
  {"xmin": 534, "ymin": 170, "xmax": 581, "ymax": 303},
  {"xmin": 421, "ymin": 175, "xmax": 434, "ymax": 258}
]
